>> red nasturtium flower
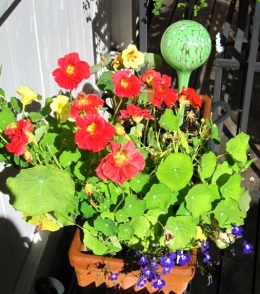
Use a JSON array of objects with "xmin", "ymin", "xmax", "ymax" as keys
[
  {"xmin": 70, "ymin": 92, "xmax": 104, "ymax": 119},
  {"xmin": 140, "ymin": 69, "xmax": 161, "ymax": 87},
  {"xmin": 179, "ymin": 87, "xmax": 201, "ymax": 108},
  {"xmin": 152, "ymin": 75, "xmax": 178, "ymax": 108},
  {"xmin": 52, "ymin": 52, "xmax": 91, "ymax": 90},
  {"xmin": 4, "ymin": 119, "xmax": 34, "ymax": 159},
  {"xmin": 120, "ymin": 104, "xmax": 154, "ymax": 124},
  {"xmin": 75, "ymin": 114, "xmax": 115, "ymax": 152},
  {"xmin": 111, "ymin": 70, "xmax": 141, "ymax": 98},
  {"xmin": 95, "ymin": 141, "xmax": 145, "ymax": 184}
]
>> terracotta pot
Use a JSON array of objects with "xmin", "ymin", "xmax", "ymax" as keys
[
  {"xmin": 68, "ymin": 228, "xmax": 197, "ymax": 294},
  {"xmin": 200, "ymin": 95, "xmax": 212, "ymax": 122}
]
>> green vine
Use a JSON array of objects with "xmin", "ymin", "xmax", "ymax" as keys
[
  {"xmin": 178, "ymin": 0, "xmax": 208, "ymax": 17},
  {"xmin": 152, "ymin": 0, "xmax": 163, "ymax": 15}
]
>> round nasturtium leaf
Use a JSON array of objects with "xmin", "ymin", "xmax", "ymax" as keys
[
  {"xmin": 156, "ymin": 153, "xmax": 193, "ymax": 191},
  {"xmin": 165, "ymin": 215, "xmax": 197, "ymax": 251},
  {"xmin": 7, "ymin": 165, "xmax": 75, "ymax": 215}
]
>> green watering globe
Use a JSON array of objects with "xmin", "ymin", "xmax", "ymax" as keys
[{"xmin": 160, "ymin": 20, "xmax": 212, "ymax": 93}]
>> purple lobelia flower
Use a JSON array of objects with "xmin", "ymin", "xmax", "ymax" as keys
[
  {"xmin": 136, "ymin": 277, "xmax": 147, "ymax": 287},
  {"xmin": 177, "ymin": 250, "xmax": 190, "ymax": 266},
  {"xmin": 231, "ymin": 225, "xmax": 243, "ymax": 237},
  {"xmin": 160, "ymin": 256, "xmax": 175, "ymax": 269},
  {"xmin": 243, "ymin": 241, "xmax": 253, "ymax": 254},
  {"xmin": 152, "ymin": 277, "xmax": 166, "ymax": 290},
  {"xmin": 109, "ymin": 272, "xmax": 119, "ymax": 281}
]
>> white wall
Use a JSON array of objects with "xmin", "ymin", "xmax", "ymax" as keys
[
  {"xmin": 0, "ymin": 1, "xmax": 104, "ymax": 293},
  {"xmin": 0, "ymin": 1, "xmax": 136, "ymax": 293}
]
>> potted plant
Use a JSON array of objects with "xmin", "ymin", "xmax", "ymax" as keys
[{"xmin": 0, "ymin": 25, "xmax": 254, "ymax": 293}]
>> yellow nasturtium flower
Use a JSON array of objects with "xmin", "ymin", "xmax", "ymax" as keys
[
  {"xmin": 50, "ymin": 95, "xmax": 71, "ymax": 123},
  {"xmin": 121, "ymin": 45, "xmax": 145, "ymax": 69},
  {"xmin": 17, "ymin": 86, "xmax": 42, "ymax": 112}
]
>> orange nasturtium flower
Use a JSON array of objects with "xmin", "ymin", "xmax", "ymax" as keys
[
  {"xmin": 96, "ymin": 141, "xmax": 145, "ymax": 185},
  {"xmin": 50, "ymin": 95, "xmax": 71, "ymax": 123},
  {"xmin": 52, "ymin": 52, "xmax": 91, "ymax": 90},
  {"xmin": 121, "ymin": 45, "xmax": 145, "ymax": 69}
]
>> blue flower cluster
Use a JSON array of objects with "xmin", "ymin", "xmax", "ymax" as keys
[
  {"xmin": 231, "ymin": 224, "xmax": 253, "ymax": 254},
  {"xmin": 108, "ymin": 225, "xmax": 253, "ymax": 290},
  {"xmin": 109, "ymin": 246, "xmax": 191, "ymax": 290}
]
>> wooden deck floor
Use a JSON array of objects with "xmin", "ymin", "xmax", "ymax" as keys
[{"xmin": 147, "ymin": 0, "xmax": 260, "ymax": 293}]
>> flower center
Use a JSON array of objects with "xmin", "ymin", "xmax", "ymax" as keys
[
  {"xmin": 66, "ymin": 64, "xmax": 75, "ymax": 75},
  {"xmin": 127, "ymin": 50, "xmax": 137, "ymax": 61},
  {"xmin": 114, "ymin": 150, "xmax": 128, "ymax": 165},
  {"xmin": 78, "ymin": 97, "xmax": 90, "ymax": 106},
  {"xmin": 86, "ymin": 122, "xmax": 97, "ymax": 134},
  {"xmin": 120, "ymin": 79, "xmax": 129, "ymax": 89}
]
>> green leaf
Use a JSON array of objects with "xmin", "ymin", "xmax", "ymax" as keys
[
  {"xmin": 118, "ymin": 224, "xmax": 134, "ymax": 240},
  {"xmin": 165, "ymin": 216, "xmax": 197, "ymax": 251},
  {"xmin": 90, "ymin": 56, "xmax": 112, "ymax": 74},
  {"xmin": 211, "ymin": 161, "xmax": 233, "ymax": 184},
  {"xmin": 123, "ymin": 195, "xmax": 146, "ymax": 217},
  {"xmin": 147, "ymin": 127, "xmax": 161, "ymax": 151},
  {"xmin": 144, "ymin": 183, "xmax": 175, "ymax": 210},
  {"xmin": 99, "ymin": 199, "xmax": 112, "ymax": 212},
  {"xmin": 130, "ymin": 173, "xmax": 150, "ymax": 193},
  {"xmin": 94, "ymin": 217, "xmax": 118, "ymax": 236},
  {"xmin": 239, "ymin": 189, "xmax": 251, "ymax": 212},
  {"xmin": 176, "ymin": 202, "xmax": 191, "ymax": 216},
  {"xmin": 198, "ymin": 151, "xmax": 217, "ymax": 180},
  {"xmin": 40, "ymin": 132, "xmax": 60, "ymax": 154},
  {"xmin": 129, "ymin": 216, "xmax": 151, "ymax": 239},
  {"xmin": 208, "ymin": 184, "xmax": 221, "ymax": 202},
  {"xmin": 157, "ymin": 153, "xmax": 193, "ymax": 191},
  {"xmin": 144, "ymin": 52, "xmax": 162, "ymax": 69},
  {"xmin": 74, "ymin": 158, "xmax": 96, "ymax": 180},
  {"xmin": 83, "ymin": 230, "xmax": 109, "ymax": 255},
  {"xmin": 34, "ymin": 125, "xmax": 47, "ymax": 142},
  {"xmin": 7, "ymin": 166, "xmax": 75, "ymax": 215},
  {"xmin": 186, "ymin": 184, "xmax": 213, "ymax": 218},
  {"xmin": 180, "ymin": 132, "xmax": 189, "ymax": 154},
  {"xmin": 158, "ymin": 109, "xmax": 179, "ymax": 131},
  {"xmin": 220, "ymin": 174, "xmax": 243, "ymax": 201},
  {"xmin": 226, "ymin": 132, "xmax": 250, "ymax": 164},
  {"xmin": 211, "ymin": 124, "xmax": 220, "ymax": 143},
  {"xmin": 54, "ymin": 211, "xmax": 75, "ymax": 226},
  {"xmin": 115, "ymin": 209, "xmax": 129, "ymax": 222},
  {"xmin": 107, "ymin": 235, "xmax": 122, "ymax": 253},
  {"xmin": 59, "ymin": 150, "xmax": 81, "ymax": 168},
  {"xmin": 0, "ymin": 88, "xmax": 5, "ymax": 98},
  {"xmin": 102, "ymin": 182, "xmax": 123, "ymax": 204},
  {"xmin": 80, "ymin": 201, "xmax": 95, "ymax": 218},
  {"xmin": 24, "ymin": 213, "xmax": 62, "ymax": 231},
  {"xmin": 97, "ymin": 71, "xmax": 114, "ymax": 93},
  {"xmin": 29, "ymin": 111, "xmax": 45, "ymax": 122},
  {"xmin": 0, "ymin": 107, "xmax": 16, "ymax": 130},
  {"xmin": 213, "ymin": 198, "xmax": 246, "ymax": 227},
  {"xmin": 146, "ymin": 208, "xmax": 168, "ymax": 218},
  {"xmin": 10, "ymin": 97, "xmax": 21, "ymax": 112}
]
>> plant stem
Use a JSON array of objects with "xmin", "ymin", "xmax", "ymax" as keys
[
  {"xmin": 46, "ymin": 143, "xmax": 63, "ymax": 170},
  {"xmin": 112, "ymin": 97, "xmax": 124, "ymax": 123}
]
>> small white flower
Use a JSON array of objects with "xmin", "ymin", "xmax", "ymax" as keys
[{"xmin": 216, "ymin": 32, "xmax": 224, "ymax": 54}]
